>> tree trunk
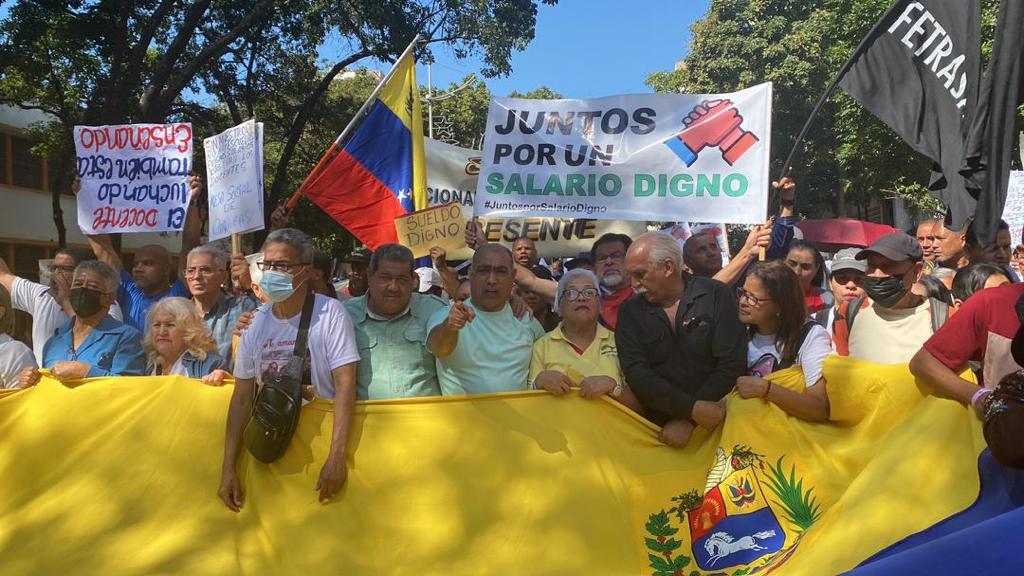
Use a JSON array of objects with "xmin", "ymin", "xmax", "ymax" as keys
[{"xmin": 264, "ymin": 50, "xmax": 373, "ymax": 219}]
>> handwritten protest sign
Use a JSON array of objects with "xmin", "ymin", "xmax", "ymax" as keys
[
  {"xmin": 74, "ymin": 123, "xmax": 193, "ymax": 234},
  {"xmin": 395, "ymin": 203, "xmax": 466, "ymax": 258},
  {"xmin": 204, "ymin": 120, "xmax": 265, "ymax": 241},
  {"xmin": 475, "ymin": 84, "xmax": 771, "ymax": 224},
  {"xmin": 1001, "ymin": 171, "xmax": 1024, "ymax": 241}
]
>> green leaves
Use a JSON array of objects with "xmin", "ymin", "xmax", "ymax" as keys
[
  {"xmin": 763, "ymin": 456, "xmax": 821, "ymax": 532},
  {"xmin": 644, "ymin": 0, "xmax": 1011, "ymax": 218},
  {"xmin": 644, "ymin": 510, "xmax": 692, "ymax": 576}
]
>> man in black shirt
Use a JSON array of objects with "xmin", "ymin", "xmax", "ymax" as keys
[{"xmin": 616, "ymin": 232, "xmax": 747, "ymax": 448}]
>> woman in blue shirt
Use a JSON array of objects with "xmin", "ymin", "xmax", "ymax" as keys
[{"xmin": 18, "ymin": 261, "xmax": 144, "ymax": 387}]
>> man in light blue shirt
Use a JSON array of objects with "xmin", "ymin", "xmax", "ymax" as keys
[
  {"xmin": 427, "ymin": 244, "xmax": 545, "ymax": 395},
  {"xmin": 345, "ymin": 244, "xmax": 447, "ymax": 399}
]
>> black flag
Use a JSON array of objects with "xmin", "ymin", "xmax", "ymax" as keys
[
  {"xmin": 961, "ymin": 0, "xmax": 1024, "ymax": 246},
  {"xmin": 837, "ymin": 0, "xmax": 981, "ymax": 229}
]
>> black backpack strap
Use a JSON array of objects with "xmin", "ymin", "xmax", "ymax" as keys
[
  {"xmin": 812, "ymin": 308, "xmax": 830, "ymax": 328},
  {"xmin": 928, "ymin": 297, "xmax": 950, "ymax": 333},
  {"xmin": 275, "ymin": 291, "xmax": 316, "ymax": 400},
  {"xmin": 846, "ymin": 295, "xmax": 866, "ymax": 332}
]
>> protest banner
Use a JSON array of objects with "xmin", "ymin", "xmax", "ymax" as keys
[
  {"xmin": 426, "ymin": 138, "xmax": 648, "ymax": 260},
  {"xmin": 74, "ymin": 123, "xmax": 193, "ymax": 234},
  {"xmin": 1001, "ymin": 171, "xmax": 1024, "ymax": 241},
  {"xmin": 395, "ymin": 201, "xmax": 468, "ymax": 255},
  {"xmin": 204, "ymin": 119, "xmax": 265, "ymax": 242},
  {"xmin": 394, "ymin": 203, "xmax": 466, "ymax": 258},
  {"xmin": 474, "ymin": 84, "xmax": 772, "ymax": 224}
]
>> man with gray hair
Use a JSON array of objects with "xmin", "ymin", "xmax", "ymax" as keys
[
  {"xmin": 0, "ymin": 247, "xmax": 124, "ymax": 364},
  {"xmin": 18, "ymin": 260, "xmax": 145, "ymax": 387},
  {"xmin": 184, "ymin": 244, "xmax": 257, "ymax": 368},
  {"xmin": 82, "ymin": 176, "xmax": 204, "ymax": 331},
  {"xmin": 220, "ymin": 228, "xmax": 359, "ymax": 511},
  {"xmin": 615, "ymin": 232, "xmax": 747, "ymax": 448},
  {"xmin": 344, "ymin": 244, "xmax": 447, "ymax": 399}
]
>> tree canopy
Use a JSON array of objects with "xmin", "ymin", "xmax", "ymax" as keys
[
  {"xmin": 646, "ymin": 0, "xmax": 1013, "ymax": 221},
  {"xmin": 0, "ymin": 0, "xmax": 558, "ymax": 249}
]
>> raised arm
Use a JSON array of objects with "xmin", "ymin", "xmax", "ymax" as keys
[
  {"xmin": 713, "ymin": 221, "xmax": 771, "ymax": 287},
  {"xmin": 0, "ymin": 255, "xmax": 14, "ymax": 293},
  {"xmin": 177, "ymin": 176, "xmax": 204, "ymax": 278},
  {"xmin": 429, "ymin": 246, "xmax": 462, "ymax": 298}
]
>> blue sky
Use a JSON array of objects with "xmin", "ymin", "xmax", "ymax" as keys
[{"xmin": 417, "ymin": 0, "xmax": 710, "ymax": 98}]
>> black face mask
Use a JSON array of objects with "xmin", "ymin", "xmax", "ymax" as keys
[
  {"xmin": 68, "ymin": 287, "xmax": 104, "ymax": 318},
  {"xmin": 863, "ymin": 275, "xmax": 908, "ymax": 308}
]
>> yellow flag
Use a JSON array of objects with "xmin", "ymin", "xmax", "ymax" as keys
[{"xmin": 0, "ymin": 358, "xmax": 987, "ymax": 575}]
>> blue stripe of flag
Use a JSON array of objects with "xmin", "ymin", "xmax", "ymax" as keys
[{"xmin": 344, "ymin": 100, "xmax": 415, "ymax": 212}]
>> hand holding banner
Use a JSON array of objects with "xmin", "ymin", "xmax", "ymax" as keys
[
  {"xmin": 204, "ymin": 120, "xmax": 265, "ymax": 242},
  {"xmin": 74, "ymin": 123, "xmax": 193, "ymax": 234}
]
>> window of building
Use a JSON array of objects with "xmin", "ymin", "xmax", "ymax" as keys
[
  {"xmin": 0, "ymin": 135, "xmax": 8, "ymax": 185},
  {"xmin": 10, "ymin": 134, "xmax": 45, "ymax": 190}
]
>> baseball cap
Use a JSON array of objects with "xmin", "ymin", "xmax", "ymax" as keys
[
  {"xmin": 565, "ymin": 255, "xmax": 594, "ymax": 271},
  {"xmin": 855, "ymin": 233, "xmax": 923, "ymax": 263},
  {"xmin": 342, "ymin": 248, "xmax": 372, "ymax": 264},
  {"xmin": 415, "ymin": 266, "xmax": 442, "ymax": 292},
  {"xmin": 830, "ymin": 248, "xmax": 867, "ymax": 274}
]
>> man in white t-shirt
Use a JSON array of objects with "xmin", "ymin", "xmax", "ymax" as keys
[
  {"xmin": 0, "ymin": 248, "xmax": 123, "ymax": 364},
  {"xmin": 219, "ymin": 229, "xmax": 359, "ymax": 512}
]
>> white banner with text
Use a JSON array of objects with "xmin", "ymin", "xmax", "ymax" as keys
[{"xmin": 475, "ymin": 84, "xmax": 772, "ymax": 224}]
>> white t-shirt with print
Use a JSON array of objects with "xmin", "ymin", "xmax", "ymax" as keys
[
  {"xmin": 11, "ymin": 276, "xmax": 124, "ymax": 365},
  {"xmin": 234, "ymin": 293, "xmax": 359, "ymax": 399},
  {"xmin": 746, "ymin": 323, "xmax": 832, "ymax": 389}
]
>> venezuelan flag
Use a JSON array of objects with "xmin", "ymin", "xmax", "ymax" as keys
[
  {"xmin": 302, "ymin": 52, "xmax": 427, "ymax": 249},
  {"xmin": 4, "ymin": 360, "xmax": 1024, "ymax": 574}
]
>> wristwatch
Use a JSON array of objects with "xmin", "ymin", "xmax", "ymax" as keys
[{"xmin": 611, "ymin": 381, "xmax": 624, "ymax": 398}]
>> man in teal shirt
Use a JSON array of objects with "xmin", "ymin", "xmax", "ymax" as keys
[
  {"xmin": 344, "ymin": 244, "xmax": 447, "ymax": 400},
  {"xmin": 427, "ymin": 244, "xmax": 546, "ymax": 395}
]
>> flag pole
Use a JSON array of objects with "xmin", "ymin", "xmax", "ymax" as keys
[
  {"xmin": 776, "ymin": 1, "xmax": 906, "ymax": 181},
  {"xmin": 285, "ymin": 34, "xmax": 424, "ymax": 210}
]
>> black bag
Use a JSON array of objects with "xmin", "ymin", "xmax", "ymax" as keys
[{"xmin": 243, "ymin": 292, "xmax": 315, "ymax": 463}]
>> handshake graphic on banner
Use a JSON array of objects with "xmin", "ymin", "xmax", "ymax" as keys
[{"xmin": 664, "ymin": 99, "xmax": 759, "ymax": 167}]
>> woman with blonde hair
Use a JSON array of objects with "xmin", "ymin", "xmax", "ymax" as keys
[{"xmin": 143, "ymin": 297, "xmax": 227, "ymax": 382}]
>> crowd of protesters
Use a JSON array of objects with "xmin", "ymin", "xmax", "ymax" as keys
[{"xmin": 3, "ymin": 175, "xmax": 1023, "ymax": 509}]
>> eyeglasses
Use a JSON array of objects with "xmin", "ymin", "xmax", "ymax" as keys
[
  {"xmin": 562, "ymin": 288, "xmax": 599, "ymax": 302},
  {"xmin": 52, "ymin": 265, "xmax": 76, "ymax": 274},
  {"xmin": 257, "ymin": 261, "xmax": 308, "ymax": 273},
  {"xmin": 595, "ymin": 251, "xmax": 625, "ymax": 263},
  {"xmin": 831, "ymin": 272, "xmax": 864, "ymax": 286},
  {"xmin": 184, "ymin": 266, "xmax": 221, "ymax": 278},
  {"xmin": 736, "ymin": 287, "xmax": 773, "ymax": 307}
]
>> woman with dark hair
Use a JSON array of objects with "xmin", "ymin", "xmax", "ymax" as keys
[
  {"xmin": 918, "ymin": 274, "xmax": 954, "ymax": 307},
  {"xmin": 952, "ymin": 263, "xmax": 1010, "ymax": 308},
  {"xmin": 784, "ymin": 239, "xmax": 831, "ymax": 314},
  {"xmin": 735, "ymin": 261, "xmax": 833, "ymax": 421}
]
